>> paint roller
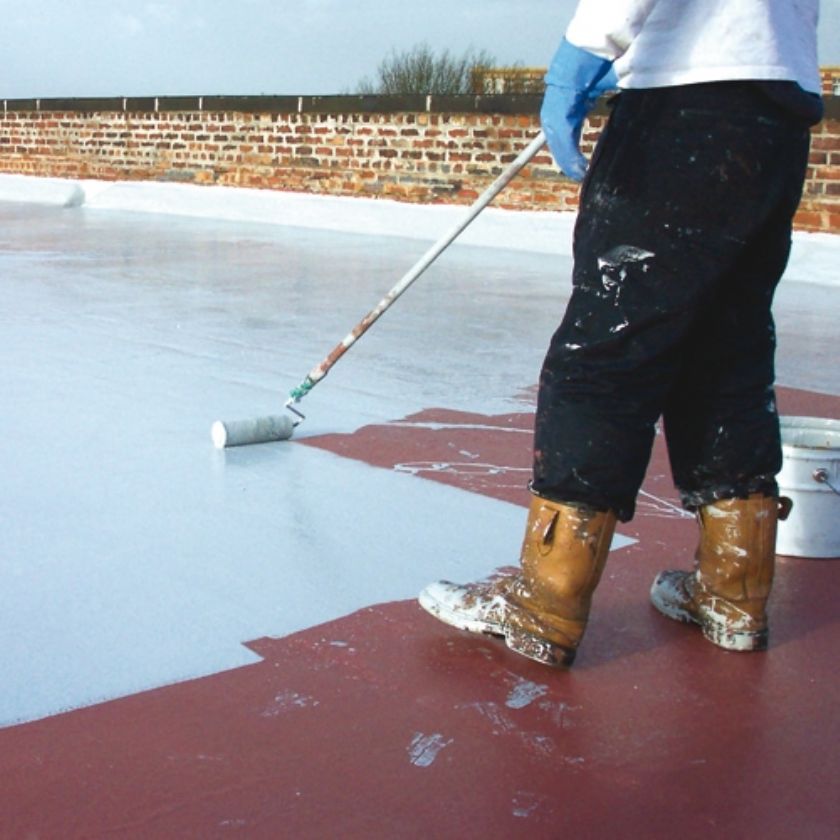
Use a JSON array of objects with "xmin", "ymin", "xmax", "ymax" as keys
[{"xmin": 211, "ymin": 130, "xmax": 547, "ymax": 448}]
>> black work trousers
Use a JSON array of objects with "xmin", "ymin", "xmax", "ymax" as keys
[{"xmin": 532, "ymin": 82, "xmax": 813, "ymax": 521}]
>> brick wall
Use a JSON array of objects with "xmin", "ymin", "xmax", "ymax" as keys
[
  {"xmin": 800, "ymin": 102, "xmax": 840, "ymax": 232},
  {"xmin": 1, "ymin": 93, "xmax": 838, "ymax": 234}
]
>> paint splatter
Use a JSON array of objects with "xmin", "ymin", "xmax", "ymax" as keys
[
  {"xmin": 637, "ymin": 489, "xmax": 695, "ymax": 519},
  {"xmin": 506, "ymin": 678, "xmax": 549, "ymax": 710},
  {"xmin": 408, "ymin": 732, "xmax": 453, "ymax": 768},
  {"xmin": 394, "ymin": 461, "xmax": 528, "ymax": 478},
  {"xmin": 460, "ymin": 701, "xmax": 516, "ymax": 734},
  {"xmin": 260, "ymin": 690, "xmax": 319, "ymax": 718},
  {"xmin": 597, "ymin": 244, "xmax": 656, "ymax": 271},
  {"xmin": 538, "ymin": 700, "xmax": 581, "ymax": 730},
  {"xmin": 219, "ymin": 818, "xmax": 248, "ymax": 830},
  {"xmin": 512, "ymin": 791, "xmax": 544, "ymax": 819},
  {"xmin": 519, "ymin": 732, "xmax": 555, "ymax": 757}
]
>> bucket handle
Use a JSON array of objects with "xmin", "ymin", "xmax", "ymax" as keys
[{"xmin": 813, "ymin": 468, "xmax": 840, "ymax": 496}]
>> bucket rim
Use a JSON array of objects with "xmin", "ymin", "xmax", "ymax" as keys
[
  {"xmin": 779, "ymin": 415, "xmax": 840, "ymax": 429},
  {"xmin": 780, "ymin": 416, "xmax": 840, "ymax": 453}
]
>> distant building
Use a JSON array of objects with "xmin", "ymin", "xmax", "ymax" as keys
[
  {"xmin": 821, "ymin": 66, "xmax": 840, "ymax": 96},
  {"xmin": 474, "ymin": 65, "xmax": 840, "ymax": 98},
  {"xmin": 471, "ymin": 67, "xmax": 546, "ymax": 95}
]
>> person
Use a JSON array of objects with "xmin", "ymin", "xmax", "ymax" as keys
[{"xmin": 419, "ymin": 0, "xmax": 824, "ymax": 667}]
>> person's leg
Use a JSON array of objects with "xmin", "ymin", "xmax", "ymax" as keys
[
  {"xmin": 651, "ymin": 115, "xmax": 810, "ymax": 650},
  {"xmin": 661, "ymin": 158, "xmax": 809, "ymax": 509}
]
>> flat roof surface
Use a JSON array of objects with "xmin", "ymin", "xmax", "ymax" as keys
[{"xmin": 1, "ymin": 194, "xmax": 838, "ymax": 838}]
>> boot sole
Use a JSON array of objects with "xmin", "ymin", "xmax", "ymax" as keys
[
  {"xmin": 419, "ymin": 588, "xmax": 574, "ymax": 666},
  {"xmin": 650, "ymin": 575, "xmax": 768, "ymax": 652},
  {"xmin": 505, "ymin": 626, "xmax": 575, "ymax": 667},
  {"xmin": 701, "ymin": 622, "xmax": 768, "ymax": 652}
]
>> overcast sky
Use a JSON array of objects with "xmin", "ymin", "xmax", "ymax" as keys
[{"xmin": 2, "ymin": 0, "xmax": 839, "ymax": 99}]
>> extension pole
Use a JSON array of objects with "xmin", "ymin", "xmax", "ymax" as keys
[
  {"xmin": 285, "ymin": 129, "xmax": 547, "ymax": 410},
  {"xmin": 212, "ymin": 130, "xmax": 546, "ymax": 448}
]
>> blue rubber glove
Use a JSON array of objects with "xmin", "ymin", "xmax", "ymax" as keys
[{"xmin": 540, "ymin": 38, "xmax": 617, "ymax": 181}]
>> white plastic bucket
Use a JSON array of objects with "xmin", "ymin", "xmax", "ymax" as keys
[{"xmin": 776, "ymin": 416, "xmax": 840, "ymax": 558}]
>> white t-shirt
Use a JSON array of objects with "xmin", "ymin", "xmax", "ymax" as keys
[{"xmin": 566, "ymin": 0, "xmax": 821, "ymax": 93}]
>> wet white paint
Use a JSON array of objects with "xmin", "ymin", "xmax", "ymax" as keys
[
  {"xmin": 637, "ymin": 489, "xmax": 695, "ymax": 519},
  {"xmin": 597, "ymin": 245, "xmax": 656, "ymax": 271},
  {"xmin": 650, "ymin": 573, "xmax": 696, "ymax": 623},
  {"xmin": 505, "ymin": 678, "xmax": 549, "ymax": 710},
  {"xmin": 390, "ymin": 421, "xmax": 531, "ymax": 434},
  {"xmin": 1, "ymin": 203, "xmax": 563, "ymax": 728},
  {"xmin": 408, "ymin": 733, "xmax": 453, "ymax": 768},
  {"xmin": 0, "ymin": 182, "xmax": 837, "ymax": 727},
  {"xmin": 0, "ymin": 174, "xmax": 577, "ymax": 257},
  {"xmin": 394, "ymin": 461, "xmax": 528, "ymax": 479},
  {"xmin": 597, "ymin": 245, "xmax": 656, "ymax": 303}
]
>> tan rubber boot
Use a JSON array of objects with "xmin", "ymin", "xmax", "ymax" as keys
[
  {"xmin": 418, "ymin": 495, "xmax": 617, "ymax": 667},
  {"xmin": 650, "ymin": 494, "xmax": 790, "ymax": 651}
]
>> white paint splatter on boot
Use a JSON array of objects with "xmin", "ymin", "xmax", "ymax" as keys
[{"xmin": 418, "ymin": 575, "xmax": 514, "ymax": 637}]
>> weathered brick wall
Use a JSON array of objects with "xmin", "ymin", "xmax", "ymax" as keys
[
  {"xmin": 0, "ymin": 94, "xmax": 837, "ymax": 233},
  {"xmin": 799, "ymin": 109, "xmax": 840, "ymax": 232}
]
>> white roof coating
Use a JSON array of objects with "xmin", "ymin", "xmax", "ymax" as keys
[{"xmin": 1, "ymin": 176, "xmax": 837, "ymax": 726}]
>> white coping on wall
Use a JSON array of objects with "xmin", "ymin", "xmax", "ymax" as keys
[
  {"xmin": 0, "ymin": 173, "xmax": 573, "ymax": 256},
  {"xmin": 1, "ymin": 173, "xmax": 838, "ymax": 287}
]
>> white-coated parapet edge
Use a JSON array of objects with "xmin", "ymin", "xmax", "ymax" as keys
[
  {"xmin": 0, "ymin": 173, "xmax": 574, "ymax": 256},
  {"xmin": 82, "ymin": 179, "xmax": 576, "ymax": 255},
  {"xmin": 1, "ymin": 174, "xmax": 838, "ymax": 281},
  {"xmin": 0, "ymin": 174, "xmax": 85, "ymax": 207}
]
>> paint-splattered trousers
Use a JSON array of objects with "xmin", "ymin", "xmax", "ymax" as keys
[{"xmin": 532, "ymin": 81, "xmax": 816, "ymax": 522}]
